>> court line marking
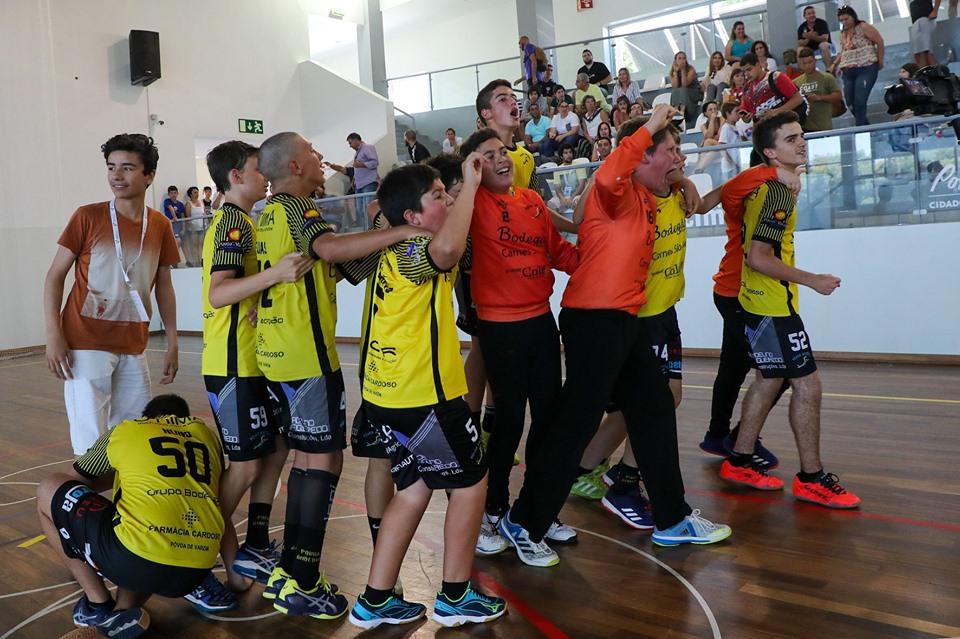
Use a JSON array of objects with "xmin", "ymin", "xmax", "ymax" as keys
[
  {"xmin": 0, "ymin": 581, "xmax": 77, "ymax": 600},
  {"xmin": 0, "ymin": 482, "xmax": 41, "ymax": 508},
  {"xmin": 0, "ymin": 587, "xmax": 84, "ymax": 639},
  {"xmin": 17, "ymin": 534, "xmax": 45, "ymax": 549}
]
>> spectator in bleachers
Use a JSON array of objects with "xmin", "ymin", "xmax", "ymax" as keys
[
  {"xmin": 613, "ymin": 95, "xmax": 631, "ymax": 130},
  {"xmin": 515, "ymin": 36, "xmax": 546, "ymax": 89},
  {"xmin": 702, "ymin": 51, "xmax": 733, "ymax": 103},
  {"xmin": 629, "ymin": 102, "xmax": 644, "ymax": 118},
  {"xmin": 794, "ymin": 47, "xmax": 843, "ymax": 132},
  {"xmin": 547, "ymin": 145, "xmax": 587, "ymax": 222},
  {"xmin": 909, "ymin": 0, "xmax": 942, "ymax": 67},
  {"xmin": 830, "ymin": 5, "xmax": 884, "ymax": 126},
  {"xmin": 441, "ymin": 128, "xmax": 463, "ymax": 155},
  {"xmin": 751, "ymin": 41, "xmax": 778, "ymax": 73},
  {"xmin": 403, "ymin": 129, "xmax": 431, "ymax": 164},
  {"xmin": 700, "ymin": 101, "xmax": 721, "ymax": 141},
  {"xmin": 738, "ymin": 52, "xmax": 804, "ymax": 139},
  {"xmin": 537, "ymin": 64, "xmax": 557, "ymax": 102},
  {"xmin": 522, "ymin": 86, "xmax": 549, "ymax": 123},
  {"xmin": 591, "ymin": 135, "xmax": 613, "ymax": 163},
  {"xmin": 541, "ymin": 99, "xmax": 582, "ymax": 159},
  {"xmin": 612, "ymin": 68, "xmax": 643, "ymax": 105},
  {"xmin": 574, "ymin": 73, "xmax": 612, "ymax": 115},
  {"xmin": 723, "ymin": 67, "xmax": 747, "ymax": 103},
  {"xmin": 717, "ymin": 102, "xmax": 743, "ymax": 177},
  {"xmin": 524, "ymin": 102, "xmax": 550, "ymax": 157},
  {"xmin": 797, "ymin": 5, "xmax": 834, "ymax": 67},
  {"xmin": 669, "ymin": 51, "xmax": 703, "ymax": 127},
  {"xmin": 550, "ymin": 84, "xmax": 575, "ymax": 117},
  {"xmin": 578, "ymin": 49, "xmax": 612, "ymax": 87},
  {"xmin": 782, "ymin": 49, "xmax": 803, "ymax": 81},
  {"xmin": 725, "ymin": 21, "xmax": 754, "ymax": 65},
  {"xmin": 580, "ymin": 95, "xmax": 611, "ymax": 146},
  {"xmin": 596, "ymin": 121, "xmax": 614, "ymax": 147}
]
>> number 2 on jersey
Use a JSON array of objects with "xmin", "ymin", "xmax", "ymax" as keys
[{"xmin": 258, "ymin": 259, "xmax": 273, "ymax": 308}]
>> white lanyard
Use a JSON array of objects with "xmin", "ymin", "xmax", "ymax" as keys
[{"xmin": 109, "ymin": 199, "xmax": 150, "ymax": 321}]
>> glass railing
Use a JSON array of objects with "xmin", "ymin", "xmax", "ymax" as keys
[{"xmin": 385, "ymin": 0, "xmax": 907, "ymax": 115}]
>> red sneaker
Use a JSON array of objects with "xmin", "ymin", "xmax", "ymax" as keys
[
  {"xmin": 793, "ymin": 473, "xmax": 861, "ymax": 509},
  {"xmin": 720, "ymin": 459, "xmax": 784, "ymax": 490}
]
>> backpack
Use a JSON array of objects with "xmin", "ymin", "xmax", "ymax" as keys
[
  {"xmin": 534, "ymin": 46, "xmax": 548, "ymax": 73},
  {"xmin": 767, "ymin": 71, "xmax": 808, "ymax": 125}
]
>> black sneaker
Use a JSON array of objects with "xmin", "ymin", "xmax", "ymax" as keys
[
  {"xmin": 95, "ymin": 607, "xmax": 149, "ymax": 639},
  {"xmin": 72, "ymin": 594, "xmax": 114, "ymax": 627}
]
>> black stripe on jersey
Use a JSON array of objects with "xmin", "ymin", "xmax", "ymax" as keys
[
  {"xmin": 227, "ymin": 302, "xmax": 240, "ymax": 375},
  {"xmin": 303, "ymin": 270, "xmax": 333, "ymax": 376},
  {"xmin": 774, "ymin": 245, "xmax": 798, "ymax": 315},
  {"xmin": 429, "ymin": 278, "xmax": 445, "ymax": 403}
]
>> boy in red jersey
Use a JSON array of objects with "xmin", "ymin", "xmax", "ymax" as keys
[{"xmin": 459, "ymin": 128, "xmax": 580, "ymax": 565}]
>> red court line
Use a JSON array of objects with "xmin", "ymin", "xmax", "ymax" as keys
[
  {"xmin": 0, "ymin": 440, "xmax": 70, "ymax": 460},
  {"xmin": 688, "ymin": 487, "xmax": 960, "ymax": 532},
  {"xmin": 472, "ymin": 569, "xmax": 571, "ymax": 639}
]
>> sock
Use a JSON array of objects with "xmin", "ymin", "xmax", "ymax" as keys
[
  {"xmin": 246, "ymin": 502, "xmax": 273, "ymax": 550},
  {"xmin": 471, "ymin": 411, "xmax": 482, "ymax": 431},
  {"xmin": 441, "ymin": 580, "xmax": 469, "ymax": 601},
  {"xmin": 728, "ymin": 423, "xmax": 741, "ymax": 441},
  {"xmin": 367, "ymin": 516, "xmax": 382, "ymax": 549},
  {"xmin": 481, "ymin": 405, "xmax": 496, "ymax": 433},
  {"xmin": 727, "ymin": 451, "xmax": 754, "ymax": 467},
  {"xmin": 363, "ymin": 585, "xmax": 393, "ymax": 606},
  {"xmin": 576, "ymin": 466, "xmax": 592, "ymax": 477},
  {"xmin": 88, "ymin": 596, "xmax": 115, "ymax": 610},
  {"xmin": 612, "ymin": 462, "xmax": 639, "ymax": 494},
  {"xmin": 279, "ymin": 468, "xmax": 306, "ymax": 571},
  {"xmin": 797, "ymin": 469, "xmax": 824, "ymax": 483},
  {"xmin": 290, "ymin": 469, "xmax": 338, "ymax": 589}
]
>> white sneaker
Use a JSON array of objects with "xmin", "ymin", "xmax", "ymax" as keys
[
  {"xmin": 497, "ymin": 510, "xmax": 559, "ymax": 567},
  {"xmin": 475, "ymin": 512, "xmax": 509, "ymax": 556},
  {"xmin": 651, "ymin": 509, "xmax": 732, "ymax": 547},
  {"xmin": 543, "ymin": 518, "xmax": 578, "ymax": 544}
]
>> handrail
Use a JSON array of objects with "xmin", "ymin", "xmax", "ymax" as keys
[{"xmin": 393, "ymin": 106, "xmax": 416, "ymax": 131}]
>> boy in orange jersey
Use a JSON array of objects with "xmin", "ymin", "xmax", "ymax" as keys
[{"xmin": 459, "ymin": 128, "xmax": 580, "ymax": 565}]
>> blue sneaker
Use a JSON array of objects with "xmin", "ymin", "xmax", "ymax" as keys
[
  {"xmin": 723, "ymin": 433, "xmax": 779, "ymax": 469},
  {"xmin": 498, "ymin": 510, "xmax": 559, "ymax": 567},
  {"xmin": 349, "ymin": 594, "xmax": 426, "ymax": 629},
  {"xmin": 601, "ymin": 487, "xmax": 654, "ymax": 530},
  {"xmin": 72, "ymin": 595, "xmax": 114, "ymax": 627},
  {"xmin": 183, "ymin": 572, "xmax": 239, "ymax": 613},
  {"xmin": 274, "ymin": 575, "xmax": 348, "ymax": 619},
  {"xmin": 698, "ymin": 432, "xmax": 728, "ymax": 457},
  {"xmin": 652, "ymin": 510, "xmax": 732, "ymax": 547},
  {"xmin": 262, "ymin": 566, "xmax": 290, "ymax": 601},
  {"xmin": 95, "ymin": 607, "xmax": 150, "ymax": 639},
  {"xmin": 233, "ymin": 540, "xmax": 280, "ymax": 583},
  {"xmin": 432, "ymin": 583, "xmax": 506, "ymax": 627}
]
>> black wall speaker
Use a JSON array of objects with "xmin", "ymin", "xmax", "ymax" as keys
[{"xmin": 130, "ymin": 30, "xmax": 161, "ymax": 86}]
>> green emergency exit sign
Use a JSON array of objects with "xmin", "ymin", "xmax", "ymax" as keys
[{"xmin": 239, "ymin": 119, "xmax": 264, "ymax": 134}]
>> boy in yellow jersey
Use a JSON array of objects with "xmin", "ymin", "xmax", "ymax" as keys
[
  {"xmin": 37, "ymin": 395, "xmax": 224, "ymax": 639},
  {"xmin": 348, "ymin": 160, "xmax": 507, "ymax": 628},
  {"xmin": 720, "ymin": 111, "xmax": 860, "ymax": 509},
  {"xmin": 201, "ymin": 141, "xmax": 314, "ymax": 598},
  {"xmin": 254, "ymin": 132, "xmax": 421, "ymax": 620}
]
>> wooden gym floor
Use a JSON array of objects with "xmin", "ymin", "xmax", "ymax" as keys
[{"xmin": 0, "ymin": 336, "xmax": 958, "ymax": 639}]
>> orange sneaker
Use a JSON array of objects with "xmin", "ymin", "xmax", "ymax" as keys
[
  {"xmin": 792, "ymin": 472, "xmax": 861, "ymax": 509},
  {"xmin": 720, "ymin": 459, "xmax": 784, "ymax": 490}
]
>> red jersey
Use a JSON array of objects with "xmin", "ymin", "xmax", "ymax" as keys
[
  {"xmin": 714, "ymin": 165, "xmax": 779, "ymax": 297},
  {"xmin": 469, "ymin": 186, "xmax": 578, "ymax": 322},
  {"xmin": 560, "ymin": 128, "xmax": 658, "ymax": 314},
  {"xmin": 741, "ymin": 71, "xmax": 800, "ymax": 118}
]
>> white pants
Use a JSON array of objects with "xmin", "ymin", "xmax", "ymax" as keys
[{"xmin": 64, "ymin": 350, "xmax": 151, "ymax": 455}]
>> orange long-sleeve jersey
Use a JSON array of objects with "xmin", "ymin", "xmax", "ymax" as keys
[{"xmin": 469, "ymin": 185, "xmax": 579, "ymax": 322}]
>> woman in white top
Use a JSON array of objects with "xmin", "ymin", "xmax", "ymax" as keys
[
  {"xmin": 182, "ymin": 186, "xmax": 205, "ymax": 267},
  {"xmin": 441, "ymin": 127, "xmax": 463, "ymax": 155},
  {"xmin": 750, "ymin": 40, "xmax": 778, "ymax": 73},
  {"xmin": 580, "ymin": 95, "xmax": 610, "ymax": 144},
  {"xmin": 701, "ymin": 51, "xmax": 732, "ymax": 103},
  {"xmin": 611, "ymin": 67, "xmax": 642, "ymax": 105}
]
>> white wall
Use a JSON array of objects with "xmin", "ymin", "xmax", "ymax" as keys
[
  {"xmin": 1, "ymin": 0, "xmax": 395, "ymax": 352},
  {"xmin": 168, "ymin": 221, "xmax": 960, "ymax": 356}
]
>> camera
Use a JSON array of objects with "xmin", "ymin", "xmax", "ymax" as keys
[{"xmin": 884, "ymin": 65, "xmax": 960, "ymax": 141}]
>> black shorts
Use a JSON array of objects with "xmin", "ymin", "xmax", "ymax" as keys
[
  {"xmin": 52, "ymin": 481, "xmax": 208, "ymax": 598},
  {"xmin": 267, "ymin": 371, "xmax": 347, "ymax": 454},
  {"xmin": 743, "ymin": 312, "xmax": 818, "ymax": 379},
  {"xmin": 637, "ymin": 306, "xmax": 683, "ymax": 380},
  {"xmin": 350, "ymin": 400, "xmax": 389, "ymax": 459},
  {"xmin": 455, "ymin": 271, "xmax": 479, "ymax": 336},
  {"xmin": 365, "ymin": 398, "xmax": 487, "ymax": 491},
  {"xmin": 204, "ymin": 375, "xmax": 279, "ymax": 462}
]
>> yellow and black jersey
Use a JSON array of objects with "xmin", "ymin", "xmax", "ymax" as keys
[
  {"xmin": 255, "ymin": 193, "xmax": 340, "ymax": 381},
  {"xmin": 353, "ymin": 214, "xmax": 386, "ymax": 383},
  {"xmin": 75, "ymin": 416, "xmax": 224, "ymax": 569},
  {"xmin": 639, "ymin": 191, "xmax": 687, "ymax": 318},
  {"xmin": 361, "ymin": 236, "xmax": 468, "ymax": 409},
  {"xmin": 507, "ymin": 143, "xmax": 540, "ymax": 192},
  {"xmin": 739, "ymin": 181, "xmax": 799, "ymax": 317},
  {"xmin": 201, "ymin": 204, "xmax": 261, "ymax": 377}
]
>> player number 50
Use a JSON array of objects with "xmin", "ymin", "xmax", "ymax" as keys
[
  {"xmin": 149, "ymin": 436, "xmax": 212, "ymax": 484},
  {"xmin": 788, "ymin": 331, "xmax": 809, "ymax": 352}
]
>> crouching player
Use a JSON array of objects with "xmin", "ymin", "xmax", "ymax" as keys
[
  {"xmin": 348, "ymin": 157, "xmax": 507, "ymax": 628},
  {"xmin": 36, "ymin": 395, "xmax": 224, "ymax": 639}
]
